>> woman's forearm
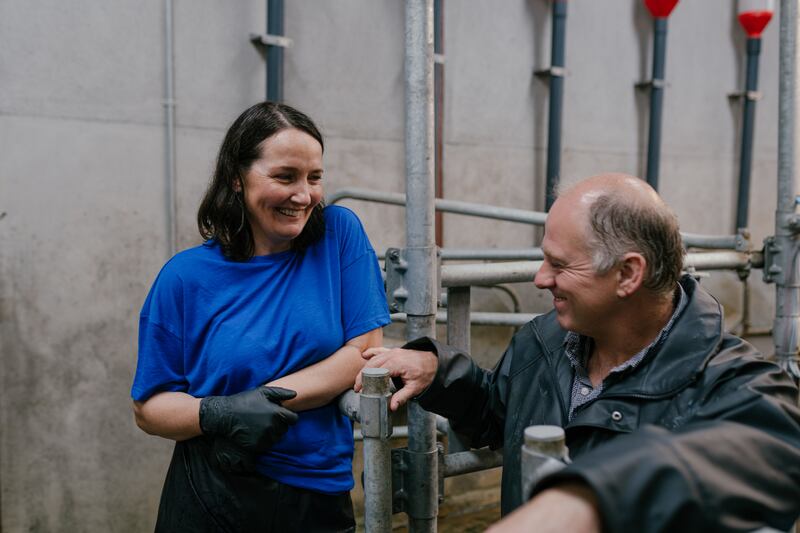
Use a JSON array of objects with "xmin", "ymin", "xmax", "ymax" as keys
[
  {"xmin": 267, "ymin": 328, "xmax": 384, "ymax": 411},
  {"xmin": 133, "ymin": 391, "xmax": 202, "ymax": 441}
]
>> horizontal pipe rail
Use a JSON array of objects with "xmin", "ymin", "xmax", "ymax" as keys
[
  {"xmin": 681, "ymin": 232, "xmax": 741, "ymax": 250},
  {"xmin": 392, "ymin": 311, "xmax": 539, "ymax": 327},
  {"xmin": 440, "ymin": 251, "xmax": 762, "ymax": 288},
  {"xmin": 441, "ymin": 448, "xmax": 504, "ymax": 478},
  {"xmin": 331, "ymin": 188, "xmax": 745, "ymax": 251},
  {"xmin": 329, "ymin": 187, "xmax": 547, "ymax": 225},
  {"xmin": 379, "ymin": 248, "xmax": 546, "ymax": 261}
]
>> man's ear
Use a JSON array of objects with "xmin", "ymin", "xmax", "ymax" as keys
[
  {"xmin": 616, "ymin": 252, "xmax": 646, "ymax": 298},
  {"xmin": 232, "ymin": 179, "xmax": 242, "ymax": 193}
]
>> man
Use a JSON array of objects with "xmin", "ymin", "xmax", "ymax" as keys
[{"xmin": 356, "ymin": 174, "xmax": 800, "ymax": 532}]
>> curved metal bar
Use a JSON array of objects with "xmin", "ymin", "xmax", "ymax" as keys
[
  {"xmin": 328, "ymin": 187, "xmax": 548, "ymax": 226},
  {"xmin": 332, "ymin": 188, "xmax": 746, "ymax": 251},
  {"xmin": 439, "ymin": 252, "xmax": 762, "ymax": 288},
  {"xmin": 441, "ymin": 448, "xmax": 504, "ymax": 478},
  {"xmin": 391, "ymin": 311, "xmax": 539, "ymax": 327}
]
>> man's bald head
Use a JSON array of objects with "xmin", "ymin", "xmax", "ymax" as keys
[{"xmin": 552, "ymin": 173, "xmax": 684, "ymax": 296}]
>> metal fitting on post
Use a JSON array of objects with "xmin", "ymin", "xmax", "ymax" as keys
[
  {"xmin": 520, "ymin": 425, "xmax": 570, "ymax": 503},
  {"xmin": 360, "ymin": 368, "xmax": 393, "ymax": 439},
  {"xmin": 360, "ymin": 368, "xmax": 393, "ymax": 533}
]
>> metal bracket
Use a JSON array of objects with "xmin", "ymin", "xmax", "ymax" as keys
[
  {"xmin": 727, "ymin": 90, "xmax": 762, "ymax": 101},
  {"xmin": 763, "ymin": 235, "xmax": 782, "ymax": 284},
  {"xmin": 635, "ymin": 78, "xmax": 667, "ymax": 90},
  {"xmin": 390, "ymin": 445, "xmax": 444, "ymax": 515},
  {"xmin": 735, "ymin": 229, "xmax": 751, "ymax": 252},
  {"xmin": 249, "ymin": 32, "xmax": 293, "ymax": 48},
  {"xmin": 385, "ymin": 247, "xmax": 441, "ymax": 314},
  {"xmin": 360, "ymin": 390, "xmax": 392, "ymax": 440},
  {"xmin": 534, "ymin": 66, "xmax": 567, "ymax": 79}
]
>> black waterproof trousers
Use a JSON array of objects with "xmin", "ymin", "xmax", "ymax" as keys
[{"xmin": 154, "ymin": 436, "xmax": 355, "ymax": 533}]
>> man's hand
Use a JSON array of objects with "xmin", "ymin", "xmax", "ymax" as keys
[
  {"xmin": 354, "ymin": 347, "xmax": 438, "ymax": 411},
  {"xmin": 486, "ymin": 483, "xmax": 601, "ymax": 533}
]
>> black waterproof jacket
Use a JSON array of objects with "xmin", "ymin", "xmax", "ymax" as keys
[{"xmin": 414, "ymin": 276, "xmax": 800, "ymax": 532}]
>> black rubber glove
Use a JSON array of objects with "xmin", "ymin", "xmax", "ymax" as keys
[{"xmin": 199, "ymin": 386, "xmax": 299, "ymax": 453}]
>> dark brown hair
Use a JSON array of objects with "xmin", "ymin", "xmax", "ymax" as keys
[{"xmin": 197, "ymin": 102, "xmax": 325, "ymax": 261}]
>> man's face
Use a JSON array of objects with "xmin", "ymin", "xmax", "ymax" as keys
[{"xmin": 534, "ymin": 198, "xmax": 620, "ymax": 336}]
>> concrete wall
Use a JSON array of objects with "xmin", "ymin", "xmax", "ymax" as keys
[{"xmin": 0, "ymin": 0, "xmax": 784, "ymax": 530}]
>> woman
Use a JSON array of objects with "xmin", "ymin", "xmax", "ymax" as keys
[{"xmin": 131, "ymin": 102, "xmax": 390, "ymax": 532}]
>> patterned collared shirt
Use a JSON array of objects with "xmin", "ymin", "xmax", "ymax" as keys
[{"xmin": 564, "ymin": 284, "xmax": 688, "ymax": 421}]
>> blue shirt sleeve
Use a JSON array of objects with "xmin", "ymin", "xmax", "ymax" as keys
[
  {"xmin": 327, "ymin": 206, "xmax": 391, "ymax": 341},
  {"xmin": 131, "ymin": 262, "xmax": 187, "ymax": 401}
]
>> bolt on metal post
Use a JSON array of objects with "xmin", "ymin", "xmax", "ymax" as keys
[
  {"xmin": 520, "ymin": 425, "xmax": 571, "ymax": 503},
  {"xmin": 360, "ymin": 368, "xmax": 394, "ymax": 533}
]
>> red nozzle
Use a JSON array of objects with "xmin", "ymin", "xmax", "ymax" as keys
[
  {"xmin": 644, "ymin": 0, "xmax": 679, "ymax": 19},
  {"xmin": 738, "ymin": 10, "xmax": 773, "ymax": 38}
]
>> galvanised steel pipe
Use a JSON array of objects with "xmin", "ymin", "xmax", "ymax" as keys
[
  {"xmin": 439, "ymin": 251, "xmax": 761, "ymax": 288},
  {"xmin": 441, "ymin": 448, "xmax": 504, "ymax": 478},
  {"xmin": 545, "ymin": 0, "xmax": 568, "ymax": 211},
  {"xmin": 643, "ymin": 0, "xmax": 679, "ymax": 190},
  {"xmin": 267, "ymin": 0, "xmax": 284, "ymax": 102},
  {"xmin": 360, "ymin": 368, "xmax": 394, "ymax": 533},
  {"xmin": 331, "ymin": 188, "xmax": 743, "ymax": 251},
  {"xmin": 775, "ymin": 0, "xmax": 800, "ymax": 384},
  {"xmin": 328, "ymin": 187, "xmax": 548, "ymax": 226},
  {"xmin": 391, "ymin": 311, "xmax": 540, "ymax": 327},
  {"xmin": 404, "ymin": 0, "xmax": 439, "ymax": 530}
]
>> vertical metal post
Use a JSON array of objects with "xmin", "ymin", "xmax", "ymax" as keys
[
  {"xmin": 360, "ymin": 368, "xmax": 393, "ymax": 533},
  {"xmin": 404, "ymin": 0, "xmax": 439, "ymax": 531},
  {"xmin": 775, "ymin": 0, "xmax": 800, "ymax": 388},
  {"xmin": 520, "ymin": 426, "xmax": 569, "ymax": 502},
  {"xmin": 646, "ymin": 17, "xmax": 668, "ymax": 191},
  {"xmin": 737, "ymin": 37, "xmax": 763, "ymax": 231},
  {"xmin": 545, "ymin": 0, "xmax": 568, "ymax": 211},
  {"xmin": 445, "ymin": 287, "xmax": 471, "ymax": 453},
  {"xmin": 267, "ymin": 0, "xmax": 284, "ymax": 102}
]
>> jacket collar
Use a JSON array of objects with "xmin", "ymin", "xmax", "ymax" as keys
[{"xmin": 534, "ymin": 275, "xmax": 723, "ymax": 400}]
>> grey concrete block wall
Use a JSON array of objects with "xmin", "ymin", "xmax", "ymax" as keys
[{"xmin": 0, "ymin": 0, "xmax": 786, "ymax": 530}]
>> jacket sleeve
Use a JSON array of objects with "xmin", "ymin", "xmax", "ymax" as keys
[
  {"xmin": 535, "ymin": 343, "xmax": 800, "ymax": 532},
  {"xmin": 410, "ymin": 334, "xmax": 517, "ymax": 450}
]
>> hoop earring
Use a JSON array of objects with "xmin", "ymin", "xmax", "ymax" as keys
[{"xmin": 234, "ymin": 192, "xmax": 246, "ymax": 235}]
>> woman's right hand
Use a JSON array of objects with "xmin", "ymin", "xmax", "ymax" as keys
[{"xmin": 199, "ymin": 386, "xmax": 299, "ymax": 453}]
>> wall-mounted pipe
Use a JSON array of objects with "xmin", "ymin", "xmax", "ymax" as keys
[
  {"xmin": 434, "ymin": 0, "xmax": 444, "ymax": 246},
  {"xmin": 267, "ymin": 0, "xmax": 284, "ymax": 102},
  {"xmin": 164, "ymin": 0, "xmax": 176, "ymax": 257},
  {"xmin": 735, "ymin": 1, "xmax": 775, "ymax": 230},
  {"xmin": 641, "ymin": 0, "xmax": 679, "ymax": 191},
  {"xmin": 544, "ymin": 0, "xmax": 568, "ymax": 211},
  {"xmin": 533, "ymin": 0, "xmax": 570, "ymax": 210}
]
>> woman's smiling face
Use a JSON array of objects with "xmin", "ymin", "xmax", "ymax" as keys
[{"xmin": 237, "ymin": 128, "xmax": 324, "ymax": 255}]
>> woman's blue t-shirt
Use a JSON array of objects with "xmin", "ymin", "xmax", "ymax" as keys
[{"xmin": 131, "ymin": 205, "xmax": 390, "ymax": 493}]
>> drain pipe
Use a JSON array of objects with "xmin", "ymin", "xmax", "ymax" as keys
[
  {"xmin": 404, "ymin": 0, "xmax": 439, "ymax": 531},
  {"xmin": 772, "ymin": 0, "xmax": 800, "ymax": 387},
  {"xmin": 267, "ymin": 0, "xmax": 284, "ymax": 102},
  {"xmin": 164, "ymin": 0, "xmax": 176, "ymax": 257},
  {"xmin": 735, "ymin": 0, "xmax": 775, "ymax": 231},
  {"xmin": 545, "ymin": 0, "xmax": 567, "ymax": 210},
  {"xmin": 641, "ymin": 0, "xmax": 679, "ymax": 191}
]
